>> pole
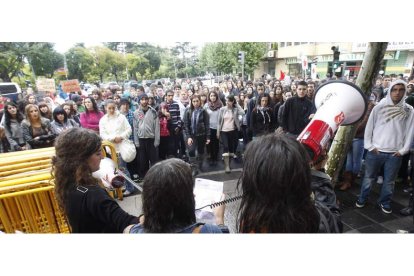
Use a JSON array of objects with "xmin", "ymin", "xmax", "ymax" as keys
[{"xmin": 325, "ymin": 42, "xmax": 388, "ymax": 186}]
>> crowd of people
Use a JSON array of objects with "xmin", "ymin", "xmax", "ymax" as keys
[{"xmin": 1, "ymin": 72, "xmax": 414, "ymax": 233}]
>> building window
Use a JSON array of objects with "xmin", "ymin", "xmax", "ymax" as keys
[
  {"xmin": 280, "ymin": 42, "xmax": 285, "ymax": 47},
  {"xmin": 294, "ymin": 42, "xmax": 300, "ymax": 46},
  {"xmin": 287, "ymin": 42, "xmax": 292, "ymax": 46},
  {"xmin": 288, "ymin": 64, "xmax": 302, "ymax": 78}
]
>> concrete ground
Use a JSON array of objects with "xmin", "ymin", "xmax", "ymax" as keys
[{"xmin": 117, "ymin": 157, "xmax": 414, "ymax": 233}]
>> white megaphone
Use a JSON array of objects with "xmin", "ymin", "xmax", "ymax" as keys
[
  {"xmin": 297, "ymin": 80, "xmax": 367, "ymax": 161},
  {"xmin": 92, "ymin": 157, "xmax": 125, "ymax": 189}
]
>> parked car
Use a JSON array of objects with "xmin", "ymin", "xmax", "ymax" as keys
[{"xmin": 0, "ymin": 82, "xmax": 22, "ymax": 103}]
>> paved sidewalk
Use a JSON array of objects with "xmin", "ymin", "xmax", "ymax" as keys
[{"xmin": 118, "ymin": 161, "xmax": 414, "ymax": 233}]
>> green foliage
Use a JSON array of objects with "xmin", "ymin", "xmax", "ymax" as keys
[
  {"xmin": 1, "ymin": 42, "xmax": 267, "ymax": 87},
  {"xmin": 0, "ymin": 42, "xmax": 63, "ymax": 82},
  {"xmin": 66, "ymin": 46, "xmax": 94, "ymax": 81},
  {"xmin": 27, "ymin": 43, "xmax": 63, "ymax": 78},
  {"xmin": 199, "ymin": 42, "xmax": 267, "ymax": 78}
]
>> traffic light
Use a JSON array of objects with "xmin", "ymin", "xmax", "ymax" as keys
[
  {"xmin": 238, "ymin": 51, "xmax": 245, "ymax": 64},
  {"xmin": 331, "ymin": 46, "xmax": 340, "ymax": 62}
]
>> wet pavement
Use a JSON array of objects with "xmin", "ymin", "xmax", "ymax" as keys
[{"xmin": 118, "ymin": 156, "xmax": 414, "ymax": 233}]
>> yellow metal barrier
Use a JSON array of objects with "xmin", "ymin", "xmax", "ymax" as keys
[
  {"xmin": 0, "ymin": 141, "xmax": 122, "ymax": 233},
  {"xmin": 0, "ymin": 186, "xmax": 69, "ymax": 233}
]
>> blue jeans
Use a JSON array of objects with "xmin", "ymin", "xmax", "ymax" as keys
[
  {"xmin": 345, "ymin": 138, "xmax": 365, "ymax": 175},
  {"xmin": 358, "ymin": 151, "xmax": 402, "ymax": 208}
]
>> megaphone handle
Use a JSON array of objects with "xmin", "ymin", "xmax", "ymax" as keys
[{"xmin": 115, "ymin": 169, "xmax": 143, "ymax": 192}]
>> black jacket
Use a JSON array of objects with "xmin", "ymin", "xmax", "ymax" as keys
[
  {"xmin": 281, "ymin": 96, "xmax": 315, "ymax": 135},
  {"xmin": 65, "ymin": 185, "xmax": 138, "ymax": 233},
  {"xmin": 311, "ymin": 169, "xmax": 343, "ymax": 233},
  {"xmin": 250, "ymin": 107, "xmax": 274, "ymax": 136},
  {"xmin": 183, "ymin": 108, "xmax": 210, "ymax": 138}
]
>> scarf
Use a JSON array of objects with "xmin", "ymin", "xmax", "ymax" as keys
[
  {"xmin": 208, "ymin": 99, "xmax": 223, "ymax": 111},
  {"xmin": 180, "ymin": 97, "xmax": 190, "ymax": 107}
]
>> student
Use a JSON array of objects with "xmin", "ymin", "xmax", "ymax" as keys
[
  {"xmin": 21, "ymin": 104, "xmax": 56, "ymax": 149},
  {"xmin": 183, "ymin": 95, "xmax": 210, "ymax": 176},
  {"xmin": 51, "ymin": 106, "xmax": 79, "ymax": 135},
  {"xmin": 356, "ymin": 80, "xmax": 414, "ymax": 214},
  {"xmin": 1, "ymin": 102, "xmax": 26, "ymax": 151},
  {"xmin": 127, "ymin": 158, "xmax": 228, "ymax": 233},
  {"xmin": 237, "ymin": 134, "xmax": 341, "ymax": 233},
  {"xmin": 52, "ymin": 128, "xmax": 139, "ymax": 233}
]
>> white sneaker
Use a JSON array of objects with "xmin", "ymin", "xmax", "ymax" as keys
[
  {"xmin": 123, "ymin": 190, "xmax": 132, "ymax": 197},
  {"xmin": 377, "ymin": 176, "xmax": 383, "ymax": 184}
]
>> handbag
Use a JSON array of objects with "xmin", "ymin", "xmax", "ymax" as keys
[{"xmin": 119, "ymin": 139, "xmax": 137, "ymax": 162}]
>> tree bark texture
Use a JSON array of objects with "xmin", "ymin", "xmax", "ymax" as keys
[{"xmin": 325, "ymin": 42, "xmax": 388, "ymax": 186}]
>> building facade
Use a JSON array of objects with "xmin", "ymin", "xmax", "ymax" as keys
[{"xmin": 255, "ymin": 42, "xmax": 414, "ymax": 80}]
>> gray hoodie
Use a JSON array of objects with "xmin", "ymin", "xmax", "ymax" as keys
[
  {"xmin": 132, "ymin": 106, "xmax": 160, "ymax": 148},
  {"xmin": 364, "ymin": 80, "xmax": 414, "ymax": 155}
]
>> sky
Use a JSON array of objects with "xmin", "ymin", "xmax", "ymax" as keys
[{"xmin": 53, "ymin": 41, "xmax": 205, "ymax": 54}]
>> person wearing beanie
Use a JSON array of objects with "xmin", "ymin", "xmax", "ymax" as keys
[{"xmin": 70, "ymin": 94, "xmax": 85, "ymax": 113}]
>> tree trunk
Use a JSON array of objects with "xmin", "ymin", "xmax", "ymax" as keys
[{"xmin": 325, "ymin": 42, "xmax": 388, "ymax": 186}]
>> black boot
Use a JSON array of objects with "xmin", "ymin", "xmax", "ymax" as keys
[
  {"xmin": 189, "ymin": 156, "xmax": 199, "ymax": 177},
  {"xmin": 197, "ymin": 154, "xmax": 204, "ymax": 173}
]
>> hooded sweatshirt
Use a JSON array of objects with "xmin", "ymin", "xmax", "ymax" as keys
[{"xmin": 364, "ymin": 80, "xmax": 414, "ymax": 155}]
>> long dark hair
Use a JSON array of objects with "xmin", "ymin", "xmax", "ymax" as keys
[
  {"xmin": 52, "ymin": 128, "xmax": 101, "ymax": 212},
  {"xmin": 4, "ymin": 101, "xmax": 24, "ymax": 131},
  {"xmin": 85, "ymin": 96, "xmax": 99, "ymax": 113},
  {"xmin": 207, "ymin": 91, "xmax": 222, "ymax": 111},
  {"xmin": 142, "ymin": 158, "xmax": 196, "ymax": 233},
  {"xmin": 189, "ymin": 94, "xmax": 202, "ymax": 110},
  {"xmin": 52, "ymin": 106, "xmax": 68, "ymax": 123},
  {"xmin": 237, "ymin": 134, "xmax": 319, "ymax": 233},
  {"xmin": 253, "ymin": 93, "xmax": 270, "ymax": 112},
  {"xmin": 38, "ymin": 102, "xmax": 52, "ymax": 120}
]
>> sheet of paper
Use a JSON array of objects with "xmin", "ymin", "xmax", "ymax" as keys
[
  {"xmin": 194, "ymin": 178, "xmax": 223, "ymax": 209},
  {"xmin": 194, "ymin": 178, "xmax": 223, "ymax": 224}
]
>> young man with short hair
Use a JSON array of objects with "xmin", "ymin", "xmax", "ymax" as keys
[
  {"xmin": 356, "ymin": 80, "xmax": 414, "ymax": 214},
  {"xmin": 280, "ymin": 81, "xmax": 315, "ymax": 138},
  {"xmin": 133, "ymin": 94, "xmax": 160, "ymax": 179}
]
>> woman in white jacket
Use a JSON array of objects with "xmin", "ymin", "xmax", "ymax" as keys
[{"xmin": 99, "ymin": 100, "xmax": 135, "ymax": 196}]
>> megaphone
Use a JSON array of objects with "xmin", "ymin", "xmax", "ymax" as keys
[
  {"xmin": 92, "ymin": 157, "xmax": 125, "ymax": 189},
  {"xmin": 297, "ymin": 80, "xmax": 367, "ymax": 161}
]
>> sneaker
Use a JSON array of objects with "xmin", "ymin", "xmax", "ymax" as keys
[
  {"xmin": 377, "ymin": 176, "xmax": 383, "ymax": 184},
  {"xmin": 123, "ymin": 190, "xmax": 132, "ymax": 197},
  {"xmin": 380, "ymin": 204, "xmax": 392, "ymax": 214},
  {"xmin": 355, "ymin": 199, "xmax": 365, "ymax": 208},
  {"xmin": 399, "ymin": 207, "xmax": 413, "ymax": 216}
]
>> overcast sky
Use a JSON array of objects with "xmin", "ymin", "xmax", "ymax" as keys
[{"xmin": 53, "ymin": 42, "xmax": 205, "ymax": 54}]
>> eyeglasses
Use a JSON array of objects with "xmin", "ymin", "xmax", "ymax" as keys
[{"xmin": 167, "ymin": 94, "xmax": 174, "ymax": 97}]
